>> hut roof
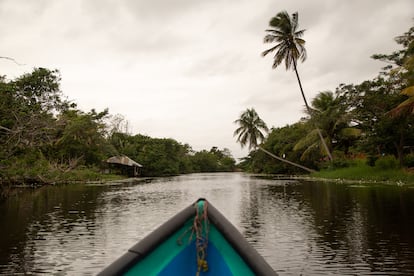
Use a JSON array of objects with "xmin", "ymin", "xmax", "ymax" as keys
[{"xmin": 106, "ymin": 155, "xmax": 143, "ymax": 167}]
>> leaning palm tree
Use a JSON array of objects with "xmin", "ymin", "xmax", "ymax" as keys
[
  {"xmin": 262, "ymin": 11, "xmax": 333, "ymax": 161},
  {"xmin": 234, "ymin": 108, "xmax": 315, "ymax": 173}
]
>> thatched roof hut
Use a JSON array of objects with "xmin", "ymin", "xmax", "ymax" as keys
[{"xmin": 106, "ymin": 155, "xmax": 143, "ymax": 176}]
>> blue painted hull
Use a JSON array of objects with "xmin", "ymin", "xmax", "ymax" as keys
[{"xmin": 99, "ymin": 199, "xmax": 277, "ymax": 276}]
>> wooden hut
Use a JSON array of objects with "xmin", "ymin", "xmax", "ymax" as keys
[{"xmin": 106, "ymin": 155, "xmax": 143, "ymax": 177}]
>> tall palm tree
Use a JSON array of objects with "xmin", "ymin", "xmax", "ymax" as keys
[
  {"xmin": 234, "ymin": 108, "xmax": 315, "ymax": 173},
  {"xmin": 262, "ymin": 11, "xmax": 333, "ymax": 161}
]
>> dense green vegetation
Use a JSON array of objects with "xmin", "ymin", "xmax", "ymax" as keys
[
  {"xmin": 239, "ymin": 19, "xmax": 414, "ymax": 180},
  {"xmin": 1, "ymin": 14, "xmax": 413, "ymax": 198},
  {"xmin": 109, "ymin": 133, "xmax": 235, "ymax": 176},
  {"xmin": 0, "ymin": 68, "xmax": 236, "ymax": 195},
  {"xmin": 310, "ymin": 160, "xmax": 414, "ymax": 183}
]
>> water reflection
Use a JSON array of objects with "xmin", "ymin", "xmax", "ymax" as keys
[
  {"xmin": 301, "ymin": 182, "xmax": 414, "ymax": 275},
  {"xmin": 0, "ymin": 173, "xmax": 413, "ymax": 275}
]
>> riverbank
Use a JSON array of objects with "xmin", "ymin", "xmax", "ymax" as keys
[
  {"xmin": 310, "ymin": 163, "xmax": 414, "ymax": 185},
  {"xmin": 0, "ymin": 167, "xmax": 126, "ymax": 200},
  {"xmin": 2, "ymin": 164, "xmax": 413, "ymax": 201}
]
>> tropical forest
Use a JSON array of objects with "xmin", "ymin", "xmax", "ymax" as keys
[
  {"xmin": 237, "ymin": 16, "xmax": 414, "ymax": 181},
  {"xmin": 1, "ymin": 17, "xmax": 413, "ymax": 200},
  {"xmin": 1, "ymin": 5, "xmax": 414, "ymax": 275}
]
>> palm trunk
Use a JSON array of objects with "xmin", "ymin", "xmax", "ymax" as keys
[
  {"xmin": 259, "ymin": 146, "xmax": 316, "ymax": 173},
  {"xmin": 292, "ymin": 60, "xmax": 333, "ymax": 161}
]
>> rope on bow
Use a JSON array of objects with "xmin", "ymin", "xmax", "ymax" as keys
[
  {"xmin": 176, "ymin": 200, "xmax": 210, "ymax": 275},
  {"xmin": 194, "ymin": 200, "xmax": 209, "ymax": 275}
]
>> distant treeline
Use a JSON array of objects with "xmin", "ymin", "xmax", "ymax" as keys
[
  {"xmin": 0, "ymin": 68, "xmax": 236, "ymax": 189},
  {"xmin": 109, "ymin": 133, "xmax": 236, "ymax": 176}
]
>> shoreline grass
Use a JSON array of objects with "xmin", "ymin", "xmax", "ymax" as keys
[{"xmin": 311, "ymin": 162, "xmax": 414, "ymax": 184}]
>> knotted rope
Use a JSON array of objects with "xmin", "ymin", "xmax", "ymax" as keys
[
  {"xmin": 194, "ymin": 200, "xmax": 209, "ymax": 275},
  {"xmin": 177, "ymin": 200, "xmax": 210, "ymax": 275}
]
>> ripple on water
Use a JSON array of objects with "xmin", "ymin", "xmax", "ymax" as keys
[{"xmin": 1, "ymin": 173, "xmax": 414, "ymax": 275}]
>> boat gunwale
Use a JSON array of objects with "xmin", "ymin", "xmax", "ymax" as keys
[{"xmin": 98, "ymin": 198, "xmax": 277, "ymax": 275}]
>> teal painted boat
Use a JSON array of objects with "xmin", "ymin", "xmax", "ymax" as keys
[{"xmin": 99, "ymin": 198, "xmax": 277, "ymax": 276}]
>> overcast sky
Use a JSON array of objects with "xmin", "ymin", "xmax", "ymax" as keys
[{"xmin": 1, "ymin": 0, "xmax": 413, "ymax": 159}]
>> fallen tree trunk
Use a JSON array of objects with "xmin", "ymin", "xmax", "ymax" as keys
[{"xmin": 259, "ymin": 147, "xmax": 316, "ymax": 173}]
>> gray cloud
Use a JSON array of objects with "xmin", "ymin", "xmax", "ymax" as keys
[{"xmin": 1, "ymin": 0, "xmax": 413, "ymax": 158}]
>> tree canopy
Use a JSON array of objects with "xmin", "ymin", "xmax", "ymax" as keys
[
  {"xmin": 243, "ymin": 22, "xmax": 414, "ymax": 173},
  {"xmin": 0, "ymin": 69, "xmax": 237, "ymax": 189}
]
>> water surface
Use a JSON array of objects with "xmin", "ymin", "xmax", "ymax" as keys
[{"xmin": 0, "ymin": 173, "xmax": 413, "ymax": 275}]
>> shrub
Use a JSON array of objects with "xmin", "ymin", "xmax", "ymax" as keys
[
  {"xmin": 366, "ymin": 155, "xmax": 378, "ymax": 167},
  {"xmin": 375, "ymin": 155, "xmax": 399, "ymax": 170},
  {"xmin": 318, "ymin": 151, "xmax": 354, "ymax": 170},
  {"xmin": 403, "ymin": 154, "xmax": 414, "ymax": 167}
]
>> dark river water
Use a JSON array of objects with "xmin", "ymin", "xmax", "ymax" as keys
[{"xmin": 0, "ymin": 173, "xmax": 414, "ymax": 275}]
